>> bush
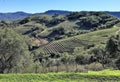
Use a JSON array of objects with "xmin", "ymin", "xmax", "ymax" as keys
[
  {"xmin": 75, "ymin": 54, "xmax": 90, "ymax": 65},
  {"xmin": 85, "ymin": 63, "xmax": 103, "ymax": 71},
  {"xmin": 75, "ymin": 65, "xmax": 88, "ymax": 73},
  {"xmin": 115, "ymin": 58, "xmax": 120, "ymax": 69}
]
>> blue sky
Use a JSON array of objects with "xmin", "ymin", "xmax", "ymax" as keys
[{"xmin": 0, "ymin": 0, "xmax": 120, "ymax": 13}]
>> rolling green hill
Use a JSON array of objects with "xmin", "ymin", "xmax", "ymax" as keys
[
  {"xmin": 35, "ymin": 26, "xmax": 119, "ymax": 55},
  {"xmin": 12, "ymin": 12, "xmax": 120, "ymax": 70},
  {"xmin": 14, "ymin": 11, "xmax": 120, "ymax": 42},
  {"xmin": 1, "ymin": 11, "xmax": 120, "ymax": 73}
]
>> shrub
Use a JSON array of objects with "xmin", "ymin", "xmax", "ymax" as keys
[
  {"xmin": 75, "ymin": 54, "xmax": 90, "ymax": 65},
  {"xmin": 85, "ymin": 63, "xmax": 103, "ymax": 71},
  {"xmin": 75, "ymin": 65, "xmax": 88, "ymax": 73}
]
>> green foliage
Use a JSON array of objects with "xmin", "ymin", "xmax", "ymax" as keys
[
  {"xmin": 115, "ymin": 58, "xmax": 120, "ymax": 69},
  {"xmin": 106, "ymin": 34, "xmax": 120, "ymax": 58},
  {"xmin": 0, "ymin": 70, "xmax": 120, "ymax": 82},
  {"xmin": 90, "ymin": 47, "xmax": 109, "ymax": 67},
  {"xmin": 14, "ymin": 12, "xmax": 120, "ymax": 41},
  {"xmin": 75, "ymin": 54, "xmax": 90, "ymax": 65},
  {"xmin": 0, "ymin": 12, "xmax": 120, "ymax": 73},
  {"xmin": 30, "ymin": 26, "xmax": 120, "ymax": 72},
  {"xmin": 85, "ymin": 63, "xmax": 103, "ymax": 71},
  {"xmin": 105, "ymin": 34, "xmax": 120, "ymax": 69},
  {"xmin": 37, "ymin": 26, "xmax": 118, "ymax": 56},
  {"xmin": 0, "ymin": 28, "xmax": 31, "ymax": 73}
]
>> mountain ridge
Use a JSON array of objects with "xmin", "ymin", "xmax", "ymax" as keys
[
  {"xmin": 0, "ymin": 12, "xmax": 32, "ymax": 21},
  {"xmin": 0, "ymin": 10, "xmax": 120, "ymax": 21}
]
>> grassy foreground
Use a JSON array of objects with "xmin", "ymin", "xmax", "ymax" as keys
[{"xmin": 0, "ymin": 69, "xmax": 120, "ymax": 82}]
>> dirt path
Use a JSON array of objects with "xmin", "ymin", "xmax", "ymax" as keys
[{"xmin": 32, "ymin": 37, "xmax": 49, "ymax": 46}]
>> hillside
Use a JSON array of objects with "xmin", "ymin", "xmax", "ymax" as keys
[
  {"xmin": 0, "ymin": 10, "xmax": 120, "ymax": 21},
  {"xmin": 35, "ymin": 26, "xmax": 119, "ymax": 55},
  {"xmin": 106, "ymin": 11, "xmax": 120, "ymax": 18},
  {"xmin": 1, "ymin": 11, "xmax": 119, "ymax": 56},
  {"xmin": 0, "ymin": 12, "xmax": 32, "ymax": 21},
  {"xmin": 0, "ymin": 10, "xmax": 70, "ymax": 21},
  {"xmin": 0, "ymin": 11, "xmax": 120, "ymax": 73},
  {"xmin": 14, "ymin": 12, "xmax": 120, "ymax": 42},
  {"xmin": 44, "ymin": 10, "xmax": 71, "ymax": 15}
]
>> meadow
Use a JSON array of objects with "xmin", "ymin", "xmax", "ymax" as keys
[{"xmin": 0, "ymin": 69, "xmax": 120, "ymax": 82}]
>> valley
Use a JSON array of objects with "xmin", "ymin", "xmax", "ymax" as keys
[{"xmin": 0, "ymin": 10, "xmax": 120, "ymax": 82}]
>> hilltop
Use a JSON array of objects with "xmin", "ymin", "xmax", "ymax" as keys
[
  {"xmin": 106, "ymin": 11, "xmax": 120, "ymax": 18},
  {"xmin": 0, "ymin": 12, "xmax": 32, "ymax": 21},
  {"xmin": 14, "ymin": 11, "xmax": 120, "ymax": 41},
  {"xmin": 1, "ymin": 10, "xmax": 120, "ymax": 21},
  {"xmin": 0, "ymin": 10, "xmax": 70, "ymax": 21}
]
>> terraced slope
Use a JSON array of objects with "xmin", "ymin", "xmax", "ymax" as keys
[{"xmin": 36, "ymin": 26, "xmax": 119, "ymax": 55}]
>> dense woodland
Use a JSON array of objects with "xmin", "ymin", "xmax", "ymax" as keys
[{"xmin": 0, "ymin": 12, "xmax": 120, "ymax": 73}]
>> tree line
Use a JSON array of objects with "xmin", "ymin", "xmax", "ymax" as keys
[{"xmin": 0, "ymin": 28, "xmax": 120, "ymax": 73}]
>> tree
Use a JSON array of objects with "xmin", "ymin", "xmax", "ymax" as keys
[
  {"xmin": 106, "ymin": 35, "xmax": 120, "ymax": 58},
  {"xmin": 75, "ymin": 54, "xmax": 89, "ymax": 65},
  {"xmin": 106, "ymin": 34, "xmax": 120, "ymax": 68},
  {"xmin": 0, "ymin": 28, "xmax": 29, "ymax": 73},
  {"xmin": 61, "ymin": 52, "xmax": 72, "ymax": 72},
  {"xmin": 73, "ymin": 47, "xmax": 89, "ymax": 71},
  {"xmin": 91, "ymin": 47, "xmax": 110, "ymax": 68},
  {"xmin": 55, "ymin": 58, "xmax": 61, "ymax": 72}
]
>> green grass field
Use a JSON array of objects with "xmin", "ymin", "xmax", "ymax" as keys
[{"xmin": 0, "ymin": 69, "xmax": 120, "ymax": 82}]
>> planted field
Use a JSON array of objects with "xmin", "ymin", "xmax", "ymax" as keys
[
  {"xmin": 0, "ymin": 69, "xmax": 120, "ymax": 82},
  {"xmin": 37, "ymin": 26, "xmax": 119, "ymax": 54},
  {"xmin": 38, "ymin": 37, "xmax": 92, "ymax": 54}
]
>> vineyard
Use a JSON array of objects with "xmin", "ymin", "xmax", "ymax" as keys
[
  {"xmin": 36, "ymin": 26, "xmax": 118, "ymax": 56},
  {"xmin": 37, "ymin": 37, "xmax": 93, "ymax": 55}
]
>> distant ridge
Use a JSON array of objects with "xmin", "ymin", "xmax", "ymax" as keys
[
  {"xmin": 0, "ymin": 10, "xmax": 120, "ymax": 21},
  {"xmin": 0, "ymin": 10, "xmax": 71, "ymax": 21},
  {"xmin": 0, "ymin": 12, "xmax": 32, "ymax": 21},
  {"xmin": 44, "ymin": 10, "xmax": 71, "ymax": 15},
  {"xmin": 105, "ymin": 11, "xmax": 120, "ymax": 18}
]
